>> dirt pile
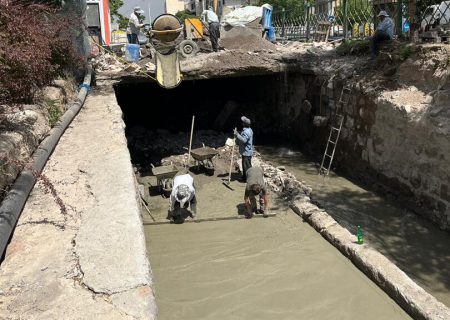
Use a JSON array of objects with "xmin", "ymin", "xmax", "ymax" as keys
[{"xmin": 220, "ymin": 26, "xmax": 275, "ymax": 51}]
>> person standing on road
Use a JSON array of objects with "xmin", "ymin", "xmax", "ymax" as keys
[
  {"xmin": 201, "ymin": 6, "xmax": 221, "ymax": 52},
  {"xmin": 234, "ymin": 116, "xmax": 253, "ymax": 182},
  {"xmin": 244, "ymin": 166, "xmax": 269, "ymax": 219},
  {"xmin": 169, "ymin": 174, "xmax": 197, "ymax": 220},
  {"xmin": 370, "ymin": 11, "xmax": 394, "ymax": 59},
  {"xmin": 128, "ymin": 6, "xmax": 145, "ymax": 44}
]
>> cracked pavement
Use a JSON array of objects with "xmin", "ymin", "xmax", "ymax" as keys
[{"xmin": 0, "ymin": 87, "xmax": 157, "ymax": 319}]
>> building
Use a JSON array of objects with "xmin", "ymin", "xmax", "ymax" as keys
[
  {"xmin": 166, "ymin": 0, "xmax": 186, "ymax": 15},
  {"xmin": 86, "ymin": 0, "xmax": 112, "ymax": 45}
]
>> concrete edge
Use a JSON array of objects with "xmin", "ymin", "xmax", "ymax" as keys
[{"xmin": 290, "ymin": 198, "xmax": 450, "ymax": 320}]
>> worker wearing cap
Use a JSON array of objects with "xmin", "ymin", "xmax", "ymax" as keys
[
  {"xmin": 201, "ymin": 6, "xmax": 221, "ymax": 52},
  {"xmin": 128, "ymin": 6, "xmax": 145, "ymax": 44},
  {"xmin": 169, "ymin": 174, "xmax": 197, "ymax": 220},
  {"xmin": 244, "ymin": 166, "xmax": 269, "ymax": 219},
  {"xmin": 370, "ymin": 10, "xmax": 394, "ymax": 59},
  {"xmin": 234, "ymin": 116, "xmax": 253, "ymax": 182}
]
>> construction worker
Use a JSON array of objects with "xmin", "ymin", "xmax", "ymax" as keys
[
  {"xmin": 370, "ymin": 11, "xmax": 394, "ymax": 59},
  {"xmin": 169, "ymin": 174, "xmax": 197, "ymax": 222},
  {"xmin": 128, "ymin": 6, "xmax": 145, "ymax": 44},
  {"xmin": 201, "ymin": 6, "xmax": 221, "ymax": 52},
  {"xmin": 244, "ymin": 166, "xmax": 269, "ymax": 219},
  {"xmin": 234, "ymin": 116, "xmax": 253, "ymax": 182}
]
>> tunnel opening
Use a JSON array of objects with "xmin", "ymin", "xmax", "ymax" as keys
[{"xmin": 114, "ymin": 72, "xmax": 326, "ymax": 169}]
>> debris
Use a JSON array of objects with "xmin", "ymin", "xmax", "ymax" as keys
[{"xmin": 123, "ymin": 63, "xmax": 141, "ymax": 73}]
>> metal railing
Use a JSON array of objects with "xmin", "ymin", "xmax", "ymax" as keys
[
  {"xmin": 273, "ymin": 0, "xmax": 374, "ymax": 41},
  {"xmin": 272, "ymin": 0, "xmax": 450, "ymax": 41}
]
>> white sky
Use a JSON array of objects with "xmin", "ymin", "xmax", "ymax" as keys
[{"xmin": 118, "ymin": 0, "xmax": 166, "ymax": 24}]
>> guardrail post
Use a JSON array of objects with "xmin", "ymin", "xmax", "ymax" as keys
[
  {"xmin": 397, "ymin": 0, "xmax": 403, "ymax": 38},
  {"xmin": 306, "ymin": 2, "xmax": 311, "ymax": 41},
  {"xmin": 343, "ymin": 0, "xmax": 348, "ymax": 39}
]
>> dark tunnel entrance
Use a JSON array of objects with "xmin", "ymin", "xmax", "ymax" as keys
[{"xmin": 113, "ymin": 73, "xmax": 325, "ymax": 168}]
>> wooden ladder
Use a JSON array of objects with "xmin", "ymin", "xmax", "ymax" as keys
[
  {"xmin": 319, "ymin": 86, "xmax": 351, "ymax": 176},
  {"xmin": 314, "ymin": 21, "xmax": 331, "ymax": 42}
]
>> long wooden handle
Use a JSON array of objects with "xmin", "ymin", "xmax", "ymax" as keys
[
  {"xmin": 228, "ymin": 128, "xmax": 236, "ymax": 183},
  {"xmin": 187, "ymin": 115, "xmax": 195, "ymax": 166}
]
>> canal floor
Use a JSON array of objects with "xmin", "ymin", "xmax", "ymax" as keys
[
  {"xmin": 257, "ymin": 146, "xmax": 450, "ymax": 308},
  {"xmin": 143, "ymin": 172, "xmax": 411, "ymax": 319}
]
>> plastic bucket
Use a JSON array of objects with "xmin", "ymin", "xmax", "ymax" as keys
[
  {"xmin": 267, "ymin": 27, "xmax": 275, "ymax": 42},
  {"xmin": 125, "ymin": 44, "xmax": 140, "ymax": 62}
]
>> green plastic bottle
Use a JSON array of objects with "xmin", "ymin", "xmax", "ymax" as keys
[{"xmin": 357, "ymin": 225, "xmax": 364, "ymax": 245}]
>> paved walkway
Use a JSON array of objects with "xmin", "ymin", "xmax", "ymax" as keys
[{"xmin": 0, "ymin": 87, "xmax": 157, "ymax": 319}]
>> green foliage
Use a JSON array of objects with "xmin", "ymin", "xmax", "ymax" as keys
[
  {"xmin": 336, "ymin": 39, "xmax": 368, "ymax": 55},
  {"xmin": 109, "ymin": 0, "xmax": 124, "ymax": 18},
  {"xmin": 335, "ymin": 0, "xmax": 372, "ymax": 26},
  {"xmin": 175, "ymin": 10, "xmax": 196, "ymax": 23},
  {"xmin": 118, "ymin": 15, "xmax": 129, "ymax": 29},
  {"xmin": 259, "ymin": 0, "xmax": 310, "ymax": 18},
  {"xmin": 399, "ymin": 46, "xmax": 412, "ymax": 60},
  {"xmin": 44, "ymin": 98, "xmax": 63, "ymax": 127}
]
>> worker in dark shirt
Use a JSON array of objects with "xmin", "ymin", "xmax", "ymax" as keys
[{"xmin": 244, "ymin": 166, "xmax": 269, "ymax": 219}]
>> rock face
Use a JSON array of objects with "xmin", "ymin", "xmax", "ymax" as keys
[{"xmin": 0, "ymin": 78, "xmax": 76, "ymax": 200}]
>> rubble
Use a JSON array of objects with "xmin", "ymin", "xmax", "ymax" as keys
[{"xmin": 92, "ymin": 53, "xmax": 125, "ymax": 73}]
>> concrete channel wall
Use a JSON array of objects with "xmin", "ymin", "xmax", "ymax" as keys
[
  {"xmin": 247, "ymin": 71, "xmax": 450, "ymax": 231},
  {"xmin": 290, "ymin": 197, "xmax": 450, "ymax": 320}
]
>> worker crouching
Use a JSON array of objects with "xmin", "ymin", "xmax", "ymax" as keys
[
  {"xmin": 169, "ymin": 174, "xmax": 197, "ymax": 223},
  {"xmin": 244, "ymin": 167, "xmax": 269, "ymax": 219}
]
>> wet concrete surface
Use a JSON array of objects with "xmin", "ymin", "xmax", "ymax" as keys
[
  {"xmin": 141, "ymin": 166, "xmax": 410, "ymax": 319},
  {"xmin": 257, "ymin": 146, "xmax": 450, "ymax": 308},
  {"xmin": 145, "ymin": 213, "xmax": 410, "ymax": 320}
]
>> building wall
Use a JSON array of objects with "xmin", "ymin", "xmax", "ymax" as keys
[{"xmin": 166, "ymin": 0, "xmax": 185, "ymax": 14}]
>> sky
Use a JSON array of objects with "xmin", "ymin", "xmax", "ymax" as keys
[{"xmin": 118, "ymin": 0, "xmax": 166, "ymax": 24}]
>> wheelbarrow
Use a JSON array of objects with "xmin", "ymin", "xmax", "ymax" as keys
[
  {"xmin": 190, "ymin": 147, "xmax": 218, "ymax": 176},
  {"xmin": 151, "ymin": 164, "xmax": 179, "ymax": 197}
]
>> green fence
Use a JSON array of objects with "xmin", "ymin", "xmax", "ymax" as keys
[{"xmin": 272, "ymin": 0, "xmax": 450, "ymax": 41}]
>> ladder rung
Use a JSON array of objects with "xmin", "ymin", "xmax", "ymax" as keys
[
  {"xmin": 325, "ymin": 153, "xmax": 332, "ymax": 158},
  {"xmin": 328, "ymin": 140, "xmax": 336, "ymax": 145},
  {"xmin": 331, "ymin": 127, "xmax": 340, "ymax": 131}
]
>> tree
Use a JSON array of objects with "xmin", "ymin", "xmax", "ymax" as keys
[{"xmin": 109, "ymin": 0, "xmax": 124, "ymax": 18}]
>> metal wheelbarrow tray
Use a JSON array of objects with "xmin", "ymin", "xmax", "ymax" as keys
[
  {"xmin": 190, "ymin": 147, "xmax": 218, "ymax": 161},
  {"xmin": 190, "ymin": 147, "xmax": 218, "ymax": 175},
  {"xmin": 151, "ymin": 164, "xmax": 179, "ymax": 196}
]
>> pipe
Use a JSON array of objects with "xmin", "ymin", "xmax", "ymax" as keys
[{"xmin": 0, "ymin": 65, "xmax": 93, "ymax": 261}]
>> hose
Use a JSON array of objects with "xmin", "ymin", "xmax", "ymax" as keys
[{"xmin": 0, "ymin": 64, "xmax": 93, "ymax": 260}]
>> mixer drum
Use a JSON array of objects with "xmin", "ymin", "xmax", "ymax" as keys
[{"xmin": 151, "ymin": 14, "xmax": 183, "ymax": 43}]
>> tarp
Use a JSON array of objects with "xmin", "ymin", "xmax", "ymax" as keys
[{"xmin": 221, "ymin": 6, "xmax": 263, "ymax": 27}]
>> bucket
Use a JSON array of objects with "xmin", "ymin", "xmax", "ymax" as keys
[
  {"xmin": 267, "ymin": 27, "xmax": 275, "ymax": 42},
  {"xmin": 125, "ymin": 44, "xmax": 140, "ymax": 62}
]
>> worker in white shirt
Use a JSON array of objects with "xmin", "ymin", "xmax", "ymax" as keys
[
  {"xmin": 201, "ymin": 6, "xmax": 221, "ymax": 52},
  {"xmin": 128, "ymin": 6, "xmax": 145, "ymax": 44},
  {"xmin": 169, "ymin": 174, "xmax": 197, "ymax": 221}
]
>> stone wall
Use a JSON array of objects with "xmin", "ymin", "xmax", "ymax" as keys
[{"xmin": 272, "ymin": 72, "xmax": 450, "ymax": 230}]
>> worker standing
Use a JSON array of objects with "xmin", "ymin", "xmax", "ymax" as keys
[
  {"xmin": 201, "ymin": 6, "xmax": 221, "ymax": 52},
  {"xmin": 234, "ymin": 116, "xmax": 253, "ymax": 182},
  {"xmin": 128, "ymin": 6, "xmax": 145, "ymax": 44},
  {"xmin": 244, "ymin": 166, "xmax": 269, "ymax": 219},
  {"xmin": 169, "ymin": 174, "xmax": 197, "ymax": 221},
  {"xmin": 370, "ymin": 11, "xmax": 394, "ymax": 59}
]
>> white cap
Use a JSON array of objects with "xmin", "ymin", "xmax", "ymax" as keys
[
  {"xmin": 176, "ymin": 184, "xmax": 191, "ymax": 208},
  {"xmin": 377, "ymin": 10, "xmax": 389, "ymax": 17},
  {"xmin": 241, "ymin": 116, "xmax": 251, "ymax": 125}
]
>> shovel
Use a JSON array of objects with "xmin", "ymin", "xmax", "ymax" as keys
[{"xmin": 222, "ymin": 130, "xmax": 236, "ymax": 190}]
